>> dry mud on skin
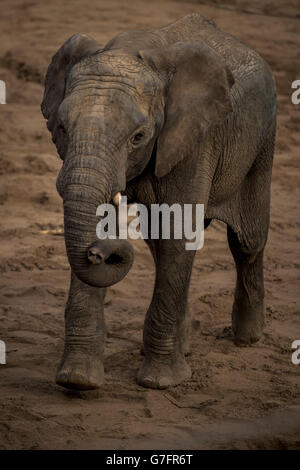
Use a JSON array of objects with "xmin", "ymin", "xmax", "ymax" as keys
[{"xmin": 0, "ymin": 0, "xmax": 300, "ymax": 450}]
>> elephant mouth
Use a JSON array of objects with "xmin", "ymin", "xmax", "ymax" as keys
[{"xmin": 82, "ymin": 191, "xmax": 134, "ymax": 288}]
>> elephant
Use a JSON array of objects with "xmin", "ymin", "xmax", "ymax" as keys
[{"xmin": 41, "ymin": 13, "xmax": 276, "ymax": 391}]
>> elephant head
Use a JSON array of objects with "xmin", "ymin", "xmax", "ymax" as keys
[{"xmin": 41, "ymin": 32, "xmax": 234, "ymax": 288}]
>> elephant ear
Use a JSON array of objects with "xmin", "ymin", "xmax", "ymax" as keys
[
  {"xmin": 41, "ymin": 34, "xmax": 102, "ymax": 159},
  {"xmin": 139, "ymin": 42, "xmax": 235, "ymax": 178}
]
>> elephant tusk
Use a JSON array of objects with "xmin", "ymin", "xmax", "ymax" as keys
[{"xmin": 113, "ymin": 192, "xmax": 122, "ymax": 206}]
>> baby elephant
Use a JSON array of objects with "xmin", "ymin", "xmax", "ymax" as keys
[{"xmin": 41, "ymin": 14, "xmax": 276, "ymax": 390}]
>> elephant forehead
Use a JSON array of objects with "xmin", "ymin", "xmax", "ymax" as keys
[{"xmin": 69, "ymin": 52, "xmax": 162, "ymax": 96}]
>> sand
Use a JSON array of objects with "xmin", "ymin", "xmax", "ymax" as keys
[{"xmin": 0, "ymin": 0, "xmax": 299, "ymax": 450}]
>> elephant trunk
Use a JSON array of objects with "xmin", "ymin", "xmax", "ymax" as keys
[{"xmin": 59, "ymin": 140, "xmax": 133, "ymax": 288}]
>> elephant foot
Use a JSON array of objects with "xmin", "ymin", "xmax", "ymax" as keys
[
  {"xmin": 140, "ymin": 343, "xmax": 190, "ymax": 357},
  {"xmin": 232, "ymin": 302, "xmax": 264, "ymax": 347},
  {"xmin": 56, "ymin": 350, "xmax": 104, "ymax": 390},
  {"xmin": 137, "ymin": 353, "xmax": 191, "ymax": 389}
]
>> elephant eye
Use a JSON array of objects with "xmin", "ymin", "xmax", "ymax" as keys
[
  {"xmin": 131, "ymin": 131, "xmax": 145, "ymax": 146},
  {"xmin": 58, "ymin": 123, "xmax": 67, "ymax": 135}
]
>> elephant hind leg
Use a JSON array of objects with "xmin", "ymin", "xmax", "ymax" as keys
[
  {"xmin": 227, "ymin": 135, "xmax": 274, "ymax": 346},
  {"xmin": 227, "ymin": 225, "xmax": 266, "ymax": 346}
]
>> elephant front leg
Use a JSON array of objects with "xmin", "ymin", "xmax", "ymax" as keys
[
  {"xmin": 56, "ymin": 271, "xmax": 106, "ymax": 390},
  {"xmin": 137, "ymin": 240, "xmax": 195, "ymax": 389}
]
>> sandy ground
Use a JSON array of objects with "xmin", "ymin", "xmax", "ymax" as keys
[{"xmin": 0, "ymin": 0, "xmax": 300, "ymax": 450}]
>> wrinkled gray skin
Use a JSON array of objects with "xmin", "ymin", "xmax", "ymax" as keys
[{"xmin": 41, "ymin": 14, "xmax": 276, "ymax": 390}]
